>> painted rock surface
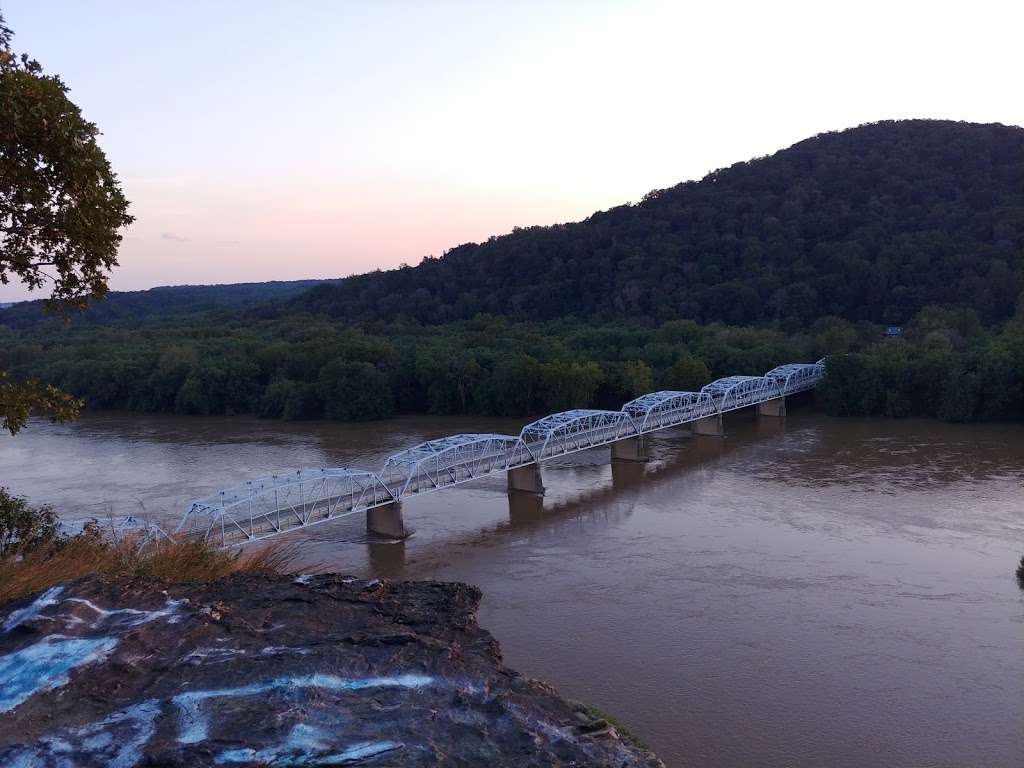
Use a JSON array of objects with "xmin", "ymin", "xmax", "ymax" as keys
[{"xmin": 0, "ymin": 574, "xmax": 664, "ymax": 767}]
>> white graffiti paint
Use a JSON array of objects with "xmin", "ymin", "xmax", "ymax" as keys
[
  {"xmin": 2, "ymin": 586, "xmax": 64, "ymax": 632},
  {"xmin": 182, "ymin": 647, "xmax": 246, "ymax": 665},
  {"xmin": 0, "ymin": 699, "xmax": 161, "ymax": 768},
  {"xmin": 293, "ymin": 574, "xmax": 314, "ymax": 585},
  {"xmin": 330, "ymin": 741, "xmax": 404, "ymax": 763},
  {"xmin": 63, "ymin": 598, "xmax": 186, "ymax": 629},
  {"xmin": 1, "ymin": 586, "xmax": 186, "ymax": 637},
  {"xmin": 259, "ymin": 645, "xmax": 312, "ymax": 656},
  {"xmin": 215, "ymin": 722, "xmax": 402, "ymax": 766},
  {"xmin": 0, "ymin": 635, "xmax": 118, "ymax": 713},
  {"xmin": 172, "ymin": 673, "xmax": 435, "ymax": 744}
]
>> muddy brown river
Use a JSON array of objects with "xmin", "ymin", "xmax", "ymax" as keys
[{"xmin": 2, "ymin": 409, "xmax": 1022, "ymax": 767}]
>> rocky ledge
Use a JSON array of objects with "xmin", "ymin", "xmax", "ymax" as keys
[{"xmin": 0, "ymin": 574, "xmax": 664, "ymax": 767}]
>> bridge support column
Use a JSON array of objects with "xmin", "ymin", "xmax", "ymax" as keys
[
  {"xmin": 611, "ymin": 435, "xmax": 648, "ymax": 462},
  {"xmin": 693, "ymin": 414, "xmax": 724, "ymax": 437},
  {"xmin": 366, "ymin": 502, "xmax": 408, "ymax": 539},
  {"xmin": 756, "ymin": 397, "xmax": 786, "ymax": 418},
  {"xmin": 508, "ymin": 491, "xmax": 545, "ymax": 527},
  {"xmin": 508, "ymin": 463, "xmax": 545, "ymax": 495}
]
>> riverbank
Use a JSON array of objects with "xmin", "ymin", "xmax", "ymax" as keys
[{"xmin": 0, "ymin": 572, "xmax": 665, "ymax": 766}]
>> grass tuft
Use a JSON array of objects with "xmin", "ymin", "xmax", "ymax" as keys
[{"xmin": 0, "ymin": 527, "xmax": 300, "ymax": 605}]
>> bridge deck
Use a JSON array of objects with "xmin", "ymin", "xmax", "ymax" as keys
[{"xmin": 176, "ymin": 359, "xmax": 825, "ymax": 547}]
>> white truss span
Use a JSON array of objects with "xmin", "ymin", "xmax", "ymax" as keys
[
  {"xmin": 181, "ymin": 469, "xmax": 394, "ymax": 545},
  {"xmin": 765, "ymin": 362, "xmax": 823, "ymax": 393},
  {"xmin": 622, "ymin": 390, "xmax": 718, "ymax": 432},
  {"xmin": 519, "ymin": 409, "xmax": 636, "ymax": 462},
  {"xmin": 380, "ymin": 434, "xmax": 522, "ymax": 496},
  {"xmin": 177, "ymin": 359, "xmax": 825, "ymax": 547}
]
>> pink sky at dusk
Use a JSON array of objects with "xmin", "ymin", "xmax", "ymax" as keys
[{"xmin": 2, "ymin": 0, "xmax": 1022, "ymax": 301}]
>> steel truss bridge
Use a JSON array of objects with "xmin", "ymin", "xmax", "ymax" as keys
[{"xmin": 176, "ymin": 360, "xmax": 825, "ymax": 547}]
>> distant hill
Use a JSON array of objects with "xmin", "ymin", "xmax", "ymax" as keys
[
  {"xmin": 0, "ymin": 279, "xmax": 338, "ymax": 329},
  {"xmin": 292, "ymin": 120, "xmax": 1024, "ymax": 327},
  {"xmin": 4, "ymin": 120, "xmax": 1020, "ymax": 333}
]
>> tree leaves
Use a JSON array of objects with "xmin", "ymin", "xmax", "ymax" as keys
[
  {"xmin": 0, "ymin": 370, "xmax": 81, "ymax": 435},
  {"xmin": 0, "ymin": 13, "xmax": 131, "ymax": 435}
]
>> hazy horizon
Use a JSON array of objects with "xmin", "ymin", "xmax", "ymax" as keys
[{"xmin": 2, "ymin": 0, "xmax": 1022, "ymax": 301}]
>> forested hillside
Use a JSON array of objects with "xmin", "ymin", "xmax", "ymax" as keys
[
  {"xmin": 3, "ymin": 119, "xmax": 1023, "ymax": 425},
  {"xmin": 0, "ymin": 279, "xmax": 337, "ymax": 329},
  {"xmin": 293, "ymin": 120, "xmax": 1024, "ymax": 327},
  {"xmin": 3, "ymin": 309, "xmax": 1022, "ymax": 424}
]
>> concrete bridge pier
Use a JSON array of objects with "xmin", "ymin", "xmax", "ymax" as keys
[
  {"xmin": 508, "ymin": 491, "xmax": 545, "ymax": 527},
  {"xmin": 693, "ymin": 414, "xmax": 724, "ymax": 437},
  {"xmin": 366, "ymin": 501, "xmax": 408, "ymax": 539},
  {"xmin": 367, "ymin": 538, "xmax": 406, "ymax": 573},
  {"xmin": 756, "ymin": 396, "xmax": 786, "ymax": 418},
  {"xmin": 508, "ymin": 463, "xmax": 545, "ymax": 495},
  {"xmin": 610, "ymin": 435, "xmax": 648, "ymax": 462},
  {"xmin": 611, "ymin": 459, "xmax": 645, "ymax": 489}
]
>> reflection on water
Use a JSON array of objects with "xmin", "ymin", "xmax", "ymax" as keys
[{"xmin": 3, "ymin": 409, "xmax": 1023, "ymax": 767}]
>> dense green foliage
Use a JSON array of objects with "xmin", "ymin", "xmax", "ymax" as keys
[
  {"xmin": 288, "ymin": 120, "xmax": 1024, "ymax": 328},
  {"xmin": 0, "ymin": 313, "xmax": 831, "ymax": 421},
  {"xmin": 0, "ymin": 487, "xmax": 58, "ymax": 556},
  {"xmin": 2, "ymin": 305, "xmax": 1021, "ymax": 423},
  {"xmin": 0, "ymin": 368, "xmax": 80, "ymax": 435},
  {"xmin": 818, "ymin": 308, "xmax": 1024, "ymax": 421},
  {"xmin": 0, "ymin": 279, "xmax": 339, "ymax": 329},
  {"xmin": 0, "ymin": 13, "xmax": 131, "ymax": 434}
]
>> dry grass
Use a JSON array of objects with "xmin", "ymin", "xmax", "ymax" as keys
[{"xmin": 0, "ymin": 531, "xmax": 301, "ymax": 605}]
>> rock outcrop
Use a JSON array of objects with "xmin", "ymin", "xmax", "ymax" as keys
[{"xmin": 0, "ymin": 574, "xmax": 664, "ymax": 766}]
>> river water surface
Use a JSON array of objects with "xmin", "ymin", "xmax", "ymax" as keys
[{"xmin": 2, "ymin": 409, "xmax": 1022, "ymax": 767}]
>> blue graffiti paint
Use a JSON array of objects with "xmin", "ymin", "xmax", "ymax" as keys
[
  {"xmin": 76, "ymin": 699, "xmax": 161, "ymax": 768},
  {"xmin": 330, "ymin": 741, "xmax": 404, "ymax": 763},
  {"xmin": 82, "ymin": 730, "xmax": 114, "ymax": 750},
  {"xmin": 173, "ymin": 673, "xmax": 434, "ymax": 744},
  {"xmin": 215, "ymin": 722, "xmax": 402, "ymax": 766},
  {"xmin": 0, "ymin": 635, "xmax": 117, "ymax": 713},
  {"xmin": 0, "ymin": 699, "xmax": 161, "ymax": 768},
  {"xmin": 2, "ymin": 585, "xmax": 64, "ymax": 632},
  {"xmin": 4, "ymin": 753, "xmax": 37, "ymax": 768}
]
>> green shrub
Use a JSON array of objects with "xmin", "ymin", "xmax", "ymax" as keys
[{"xmin": 0, "ymin": 487, "xmax": 59, "ymax": 557}]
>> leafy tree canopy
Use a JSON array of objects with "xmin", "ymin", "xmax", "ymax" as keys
[{"xmin": 0, "ymin": 14, "xmax": 132, "ymax": 433}]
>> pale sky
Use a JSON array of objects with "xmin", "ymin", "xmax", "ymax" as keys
[{"xmin": 2, "ymin": 0, "xmax": 1022, "ymax": 300}]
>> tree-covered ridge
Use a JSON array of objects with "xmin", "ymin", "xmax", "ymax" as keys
[
  {"xmin": 0, "ymin": 279, "xmax": 340, "ymax": 329},
  {"xmin": 2, "ymin": 307, "xmax": 1022, "ymax": 424},
  {"xmin": 2, "ymin": 118, "xmax": 1022, "ymax": 427},
  {"xmin": 294, "ymin": 120, "xmax": 1024, "ymax": 327}
]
